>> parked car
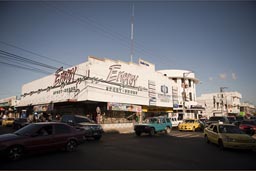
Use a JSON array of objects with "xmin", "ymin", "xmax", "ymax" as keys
[
  {"xmin": 134, "ymin": 116, "xmax": 172, "ymax": 136},
  {"xmin": 239, "ymin": 120, "xmax": 256, "ymax": 135},
  {"xmin": 178, "ymin": 119, "xmax": 201, "ymax": 132},
  {"xmin": 169, "ymin": 117, "xmax": 180, "ymax": 127},
  {"xmin": 204, "ymin": 123, "xmax": 256, "ymax": 151},
  {"xmin": 227, "ymin": 116, "xmax": 236, "ymax": 124},
  {"xmin": 233, "ymin": 116, "xmax": 245, "ymax": 127},
  {"xmin": 205, "ymin": 116, "xmax": 229, "ymax": 127},
  {"xmin": 0, "ymin": 122, "xmax": 86, "ymax": 161},
  {"xmin": 61, "ymin": 114, "xmax": 104, "ymax": 140},
  {"xmin": 12, "ymin": 118, "xmax": 31, "ymax": 130},
  {"xmin": 2, "ymin": 118, "xmax": 15, "ymax": 127}
]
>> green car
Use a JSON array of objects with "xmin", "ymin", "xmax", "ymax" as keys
[{"xmin": 134, "ymin": 116, "xmax": 172, "ymax": 136}]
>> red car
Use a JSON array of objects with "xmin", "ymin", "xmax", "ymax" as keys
[
  {"xmin": 0, "ymin": 122, "xmax": 86, "ymax": 161},
  {"xmin": 239, "ymin": 120, "xmax": 256, "ymax": 135}
]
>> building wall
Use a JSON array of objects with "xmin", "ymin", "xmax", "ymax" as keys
[
  {"xmin": 157, "ymin": 70, "xmax": 200, "ymax": 119},
  {"xmin": 19, "ymin": 56, "xmax": 173, "ymax": 108},
  {"xmin": 197, "ymin": 91, "xmax": 242, "ymax": 118}
]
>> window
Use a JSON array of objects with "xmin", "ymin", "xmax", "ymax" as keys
[
  {"xmin": 61, "ymin": 115, "xmax": 74, "ymax": 123},
  {"xmin": 213, "ymin": 126, "xmax": 217, "ymax": 133},
  {"xmin": 55, "ymin": 124, "xmax": 71, "ymax": 134},
  {"xmin": 189, "ymin": 92, "xmax": 192, "ymax": 101},
  {"xmin": 37, "ymin": 125, "xmax": 53, "ymax": 136},
  {"xmin": 75, "ymin": 116, "xmax": 91, "ymax": 123},
  {"xmin": 166, "ymin": 118, "xmax": 170, "ymax": 123}
]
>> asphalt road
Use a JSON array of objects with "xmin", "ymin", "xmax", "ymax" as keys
[{"xmin": 0, "ymin": 127, "xmax": 256, "ymax": 170}]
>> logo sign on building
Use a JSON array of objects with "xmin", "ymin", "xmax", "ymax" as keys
[
  {"xmin": 107, "ymin": 102, "xmax": 141, "ymax": 112},
  {"xmin": 161, "ymin": 85, "xmax": 168, "ymax": 95}
]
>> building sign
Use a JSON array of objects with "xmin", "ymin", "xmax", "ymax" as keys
[
  {"xmin": 107, "ymin": 102, "xmax": 141, "ymax": 112},
  {"xmin": 158, "ymin": 85, "xmax": 171, "ymax": 103},
  {"xmin": 54, "ymin": 66, "xmax": 77, "ymax": 87},
  {"xmin": 106, "ymin": 86, "xmax": 138, "ymax": 95},
  {"xmin": 148, "ymin": 80, "xmax": 156, "ymax": 106},
  {"xmin": 106, "ymin": 64, "xmax": 139, "ymax": 87},
  {"xmin": 21, "ymin": 67, "xmax": 90, "ymax": 98},
  {"xmin": 33, "ymin": 103, "xmax": 54, "ymax": 112}
]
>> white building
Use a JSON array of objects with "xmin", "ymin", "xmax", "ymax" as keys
[
  {"xmin": 18, "ymin": 56, "xmax": 174, "ymax": 130},
  {"xmin": 157, "ymin": 70, "xmax": 202, "ymax": 120},
  {"xmin": 240, "ymin": 103, "xmax": 256, "ymax": 118},
  {"xmin": 0, "ymin": 96, "xmax": 20, "ymax": 118},
  {"xmin": 197, "ymin": 91, "xmax": 242, "ymax": 118}
]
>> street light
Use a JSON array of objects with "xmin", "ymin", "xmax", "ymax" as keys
[{"xmin": 182, "ymin": 71, "xmax": 193, "ymax": 118}]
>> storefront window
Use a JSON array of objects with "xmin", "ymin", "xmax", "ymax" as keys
[{"xmin": 103, "ymin": 111, "xmax": 136, "ymax": 124}]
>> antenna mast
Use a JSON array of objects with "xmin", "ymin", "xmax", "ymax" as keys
[{"xmin": 130, "ymin": 4, "xmax": 134, "ymax": 63}]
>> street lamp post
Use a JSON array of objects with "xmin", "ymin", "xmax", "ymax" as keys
[{"xmin": 182, "ymin": 71, "xmax": 192, "ymax": 118}]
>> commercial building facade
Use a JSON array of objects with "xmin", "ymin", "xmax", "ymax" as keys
[
  {"xmin": 18, "ymin": 57, "xmax": 174, "ymax": 130},
  {"xmin": 158, "ymin": 70, "xmax": 203, "ymax": 120},
  {"xmin": 0, "ymin": 96, "xmax": 20, "ymax": 118}
]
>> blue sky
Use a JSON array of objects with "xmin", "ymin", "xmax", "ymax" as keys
[{"xmin": 0, "ymin": 1, "xmax": 255, "ymax": 105}]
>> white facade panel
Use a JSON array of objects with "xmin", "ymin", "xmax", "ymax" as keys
[{"xmin": 19, "ymin": 56, "xmax": 173, "ymax": 108}]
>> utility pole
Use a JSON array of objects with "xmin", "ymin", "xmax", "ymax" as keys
[{"xmin": 130, "ymin": 4, "xmax": 134, "ymax": 63}]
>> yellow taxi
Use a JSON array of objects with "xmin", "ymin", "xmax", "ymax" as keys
[
  {"xmin": 178, "ymin": 119, "xmax": 201, "ymax": 132},
  {"xmin": 204, "ymin": 123, "xmax": 256, "ymax": 150},
  {"xmin": 2, "ymin": 118, "xmax": 15, "ymax": 127}
]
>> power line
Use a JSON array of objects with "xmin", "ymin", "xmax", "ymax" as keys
[
  {"xmin": 0, "ymin": 40, "xmax": 71, "ymax": 67},
  {"xmin": 0, "ymin": 61, "xmax": 52, "ymax": 75},
  {"xmin": 0, "ymin": 49, "xmax": 59, "ymax": 70},
  {"xmin": 41, "ymin": 2, "xmax": 174, "ymax": 66}
]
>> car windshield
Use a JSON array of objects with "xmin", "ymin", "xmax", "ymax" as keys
[
  {"xmin": 143, "ymin": 118, "xmax": 157, "ymax": 124},
  {"xmin": 209, "ymin": 117, "xmax": 225, "ymax": 122},
  {"xmin": 228, "ymin": 117, "xmax": 236, "ymax": 122},
  {"xmin": 184, "ymin": 120, "xmax": 195, "ymax": 123},
  {"xmin": 14, "ymin": 124, "xmax": 39, "ymax": 136},
  {"xmin": 219, "ymin": 125, "xmax": 244, "ymax": 134}
]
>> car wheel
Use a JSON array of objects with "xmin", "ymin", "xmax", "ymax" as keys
[
  {"xmin": 135, "ymin": 131, "xmax": 141, "ymax": 136},
  {"xmin": 218, "ymin": 139, "xmax": 224, "ymax": 151},
  {"xmin": 7, "ymin": 145, "xmax": 23, "ymax": 161},
  {"xmin": 149, "ymin": 128, "xmax": 155, "ymax": 136},
  {"xmin": 204, "ymin": 135, "xmax": 209, "ymax": 144},
  {"xmin": 165, "ymin": 127, "xmax": 171, "ymax": 134},
  {"xmin": 66, "ymin": 140, "xmax": 77, "ymax": 152}
]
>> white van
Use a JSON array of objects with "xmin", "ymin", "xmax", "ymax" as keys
[{"xmin": 169, "ymin": 117, "xmax": 182, "ymax": 127}]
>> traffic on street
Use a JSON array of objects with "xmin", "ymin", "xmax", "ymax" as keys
[{"xmin": 0, "ymin": 124, "xmax": 255, "ymax": 170}]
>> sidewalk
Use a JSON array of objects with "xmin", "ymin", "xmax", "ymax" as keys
[{"xmin": 104, "ymin": 127, "xmax": 134, "ymax": 134}]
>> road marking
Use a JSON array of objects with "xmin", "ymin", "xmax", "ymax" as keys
[{"xmin": 169, "ymin": 132, "xmax": 203, "ymax": 138}]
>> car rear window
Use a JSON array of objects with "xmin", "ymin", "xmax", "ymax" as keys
[
  {"xmin": 209, "ymin": 117, "xmax": 226, "ymax": 122},
  {"xmin": 61, "ymin": 115, "xmax": 74, "ymax": 123}
]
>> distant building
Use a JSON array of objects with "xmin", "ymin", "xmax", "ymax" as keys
[
  {"xmin": 0, "ymin": 96, "xmax": 20, "ymax": 118},
  {"xmin": 240, "ymin": 102, "xmax": 256, "ymax": 118},
  {"xmin": 158, "ymin": 70, "xmax": 203, "ymax": 120},
  {"xmin": 197, "ymin": 91, "xmax": 242, "ymax": 118}
]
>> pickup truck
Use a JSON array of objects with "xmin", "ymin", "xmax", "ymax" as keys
[{"xmin": 134, "ymin": 116, "xmax": 172, "ymax": 136}]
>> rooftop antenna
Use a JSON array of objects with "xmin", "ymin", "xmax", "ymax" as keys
[{"xmin": 130, "ymin": 4, "xmax": 134, "ymax": 63}]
